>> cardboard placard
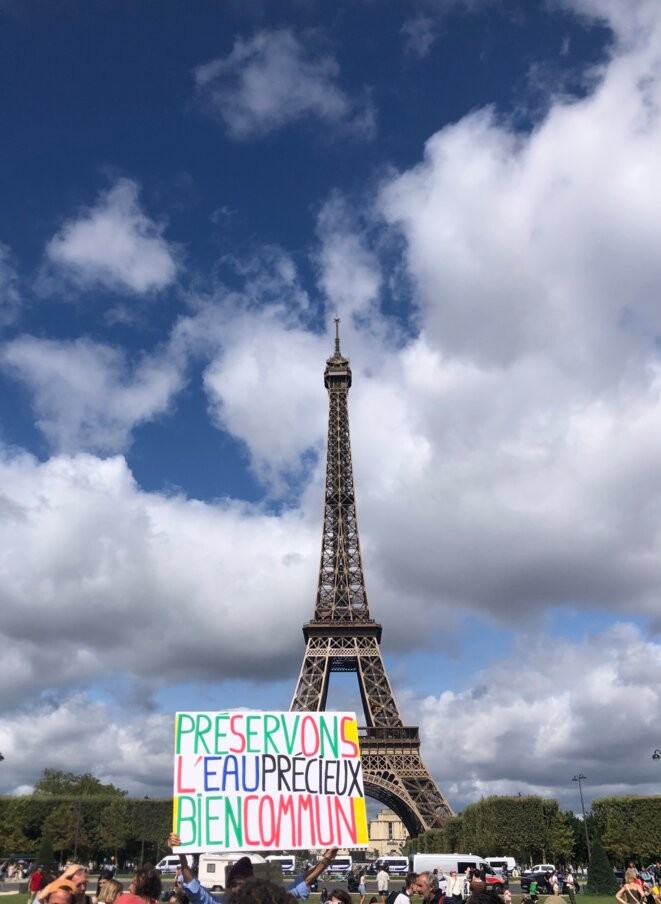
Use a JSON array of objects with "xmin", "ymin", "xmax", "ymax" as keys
[{"xmin": 173, "ymin": 710, "xmax": 369, "ymax": 851}]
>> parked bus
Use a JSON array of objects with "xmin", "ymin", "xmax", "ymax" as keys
[
  {"xmin": 265, "ymin": 855, "xmax": 296, "ymax": 874},
  {"xmin": 485, "ymin": 858, "xmax": 516, "ymax": 875},
  {"xmin": 374, "ymin": 857, "xmax": 410, "ymax": 875},
  {"xmin": 412, "ymin": 854, "xmax": 504, "ymax": 891},
  {"xmin": 330, "ymin": 855, "xmax": 353, "ymax": 874}
]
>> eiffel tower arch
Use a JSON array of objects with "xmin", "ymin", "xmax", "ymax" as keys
[{"xmin": 290, "ymin": 322, "xmax": 454, "ymax": 838}]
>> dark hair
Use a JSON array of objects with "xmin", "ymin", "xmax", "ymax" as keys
[
  {"xmin": 329, "ymin": 890, "xmax": 352, "ymax": 904},
  {"xmin": 227, "ymin": 878, "xmax": 296, "ymax": 904},
  {"xmin": 406, "ymin": 874, "xmax": 419, "ymax": 891},
  {"xmin": 133, "ymin": 868, "xmax": 162, "ymax": 902}
]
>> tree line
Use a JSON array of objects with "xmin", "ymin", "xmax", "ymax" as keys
[
  {"xmin": 0, "ymin": 771, "xmax": 171, "ymax": 866},
  {"xmin": 402, "ymin": 794, "xmax": 661, "ymax": 867},
  {"xmin": 1, "ymin": 772, "xmax": 659, "ymax": 867}
]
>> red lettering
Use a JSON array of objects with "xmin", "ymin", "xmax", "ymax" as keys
[
  {"xmin": 258, "ymin": 795, "xmax": 276, "ymax": 846},
  {"xmin": 176, "ymin": 756, "xmax": 195, "ymax": 793},
  {"xmin": 301, "ymin": 715, "xmax": 320, "ymax": 756},
  {"xmin": 297, "ymin": 794, "xmax": 316, "ymax": 847},
  {"xmin": 334, "ymin": 796, "xmax": 357, "ymax": 844},
  {"xmin": 314, "ymin": 795, "xmax": 334, "ymax": 846},
  {"xmin": 243, "ymin": 795, "xmax": 260, "ymax": 845},
  {"xmin": 274, "ymin": 794, "xmax": 295, "ymax": 844},
  {"xmin": 340, "ymin": 717, "xmax": 358, "ymax": 756},
  {"xmin": 229, "ymin": 714, "xmax": 246, "ymax": 753}
]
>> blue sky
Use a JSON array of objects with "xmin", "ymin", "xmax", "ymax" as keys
[{"xmin": 1, "ymin": 0, "xmax": 661, "ymax": 820}]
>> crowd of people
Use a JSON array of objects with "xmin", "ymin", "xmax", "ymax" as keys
[
  {"xmin": 615, "ymin": 863, "xmax": 661, "ymax": 904},
  {"xmin": 5, "ymin": 851, "xmax": 661, "ymax": 904}
]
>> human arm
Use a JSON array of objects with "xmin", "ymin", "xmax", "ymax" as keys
[
  {"xmin": 288, "ymin": 849, "xmax": 339, "ymax": 900},
  {"xmin": 167, "ymin": 834, "xmax": 195, "ymax": 885},
  {"xmin": 303, "ymin": 849, "xmax": 339, "ymax": 888}
]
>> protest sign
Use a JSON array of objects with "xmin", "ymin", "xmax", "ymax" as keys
[{"xmin": 172, "ymin": 710, "xmax": 369, "ymax": 851}]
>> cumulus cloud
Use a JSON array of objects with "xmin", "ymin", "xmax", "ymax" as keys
[
  {"xmin": 1, "ymin": 336, "xmax": 185, "ymax": 453},
  {"xmin": 409, "ymin": 624, "xmax": 661, "ymax": 810},
  {"xmin": 315, "ymin": 194, "xmax": 382, "ymax": 326},
  {"xmin": 0, "ymin": 242, "xmax": 20, "ymax": 326},
  {"xmin": 0, "ymin": 448, "xmax": 318, "ymax": 714},
  {"xmin": 45, "ymin": 179, "xmax": 179, "ymax": 295},
  {"xmin": 0, "ymin": 695, "xmax": 172, "ymax": 796},
  {"xmin": 194, "ymin": 29, "xmax": 375, "ymax": 139}
]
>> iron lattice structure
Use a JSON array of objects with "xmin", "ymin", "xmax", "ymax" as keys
[{"xmin": 290, "ymin": 322, "xmax": 454, "ymax": 837}]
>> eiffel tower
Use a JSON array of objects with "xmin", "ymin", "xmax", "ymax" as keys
[{"xmin": 290, "ymin": 321, "xmax": 454, "ymax": 837}]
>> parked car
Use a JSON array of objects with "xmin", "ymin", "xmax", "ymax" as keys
[{"xmin": 521, "ymin": 872, "xmax": 581, "ymax": 895}]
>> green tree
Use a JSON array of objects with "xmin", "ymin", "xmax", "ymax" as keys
[
  {"xmin": 36, "ymin": 835, "xmax": 58, "ymax": 872},
  {"xmin": 586, "ymin": 834, "xmax": 618, "ymax": 895},
  {"xmin": 96, "ymin": 799, "xmax": 129, "ymax": 865},
  {"xmin": 34, "ymin": 769, "xmax": 126, "ymax": 798}
]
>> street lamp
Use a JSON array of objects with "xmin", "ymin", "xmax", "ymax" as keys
[
  {"xmin": 572, "ymin": 774, "xmax": 591, "ymax": 862},
  {"xmin": 652, "ymin": 749, "xmax": 661, "ymax": 760}
]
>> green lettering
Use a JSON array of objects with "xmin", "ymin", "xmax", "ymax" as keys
[
  {"xmin": 205, "ymin": 795, "xmax": 224, "ymax": 845},
  {"xmin": 246, "ymin": 714, "xmax": 260, "ymax": 752},
  {"xmin": 281, "ymin": 714, "xmax": 300, "ymax": 754},
  {"xmin": 176, "ymin": 714, "xmax": 195, "ymax": 755},
  {"xmin": 195, "ymin": 714, "xmax": 212, "ymax": 754},
  {"xmin": 319, "ymin": 715, "xmax": 339, "ymax": 758},
  {"xmin": 263, "ymin": 714, "xmax": 281, "ymax": 754},
  {"xmin": 176, "ymin": 795, "xmax": 196, "ymax": 845},
  {"xmin": 215, "ymin": 713, "xmax": 230, "ymax": 754},
  {"xmin": 225, "ymin": 796, "xmax": 243, "ymax": 847}
]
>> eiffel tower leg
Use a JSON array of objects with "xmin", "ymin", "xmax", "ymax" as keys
[
  {"xmin": 290, "ymin": 636, "xmax": 332, "ymax": 711},
  {"xmin": 360, "ymin": 736, "xmax": 455, "ymax": 836}
]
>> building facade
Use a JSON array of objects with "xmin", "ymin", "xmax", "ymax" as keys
[{"xmin": 368, "ymin": 807, "xmax": 409, "ymax": 856}]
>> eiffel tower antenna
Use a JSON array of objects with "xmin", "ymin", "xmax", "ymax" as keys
[{"xmin": 290, "ymin": 325, "xmax": 454, "ymax": 835}]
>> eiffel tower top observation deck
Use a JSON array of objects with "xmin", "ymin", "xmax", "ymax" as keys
[{"xmin": 290, "ymin": 322, "xmax": 454, "ymax": 834}]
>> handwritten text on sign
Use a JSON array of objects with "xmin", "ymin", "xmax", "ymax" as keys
[{"xmin": 173, "ymin": 711, "xmax": 369, "ymax": 851}]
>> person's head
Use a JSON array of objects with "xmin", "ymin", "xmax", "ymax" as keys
[
  {"xmin": 369, "ymin": 897, "xmax": 379, "ymax": 903},
  {"xmin": 61, "ymin": 866, "xmax": 88, "ymax": 894},
  {"xmin": 40, "ymin": 878, "xmax": 77, "ymax": 904},
  {"xmin": 405, "ymin": 873, "xmax": 419, "ymax": 895},
  {"xmin": 98, "ymin": 880, "xmax": 124, "ymax": 904},
  {"xmin": 466, "ymin": 892, "xmax": 496, "ymax": 904},
  {"xmin": 329, "ymin": 891, "xmax": 351, "ymax": 904},
  {"xmin": 133, "ymin": 868, "xmax": 162, "ymax": 902},
  {"xmin": 226, "ymin": 857, "xmax": 254, "ymax": 895},
  {"xmin": 417, "ymin": 873, "xmax": 432, "ymax": 899},
  {"xmin": 227, "ymin": 878, "xmax": 295, "ymax": 904},
  {"xmin": 168, "ymin": 891, "xmax": 189, "ymax": 904}
]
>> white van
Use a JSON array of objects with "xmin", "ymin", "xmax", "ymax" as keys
[
  {"xmin": 485, "ymin": 858, "xmax": 517, "ymax": 875},
  {"xmin": 374, "ymin": 857, "xmax": 410, "ymax": 875},
  {"xmin": 412, "ymin": 854, "xmax": 504, "ymax": 890},
  {"xmin": 265, "ymin": 855, "xmax": 296, "ymax": 874},
  {"xmin": 155, "ymin": 855, "xmax": 194, "ymax": 874},
  {"xmin": 198, "ymin": 853, "xmax": 269, "ymax": 891}
]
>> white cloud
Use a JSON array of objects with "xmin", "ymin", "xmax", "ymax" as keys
[
  {"xmin": 0, "ymin": 447, "xmax": 318, "ymax": 715},
  {"xmin": 401, "ymin": 15, "xmax": 437, "ymax": 58},
  {"xmin": 1, "ymin": 336, "xmax": 185, "ymax": 453},
  {"xmin": 0, "ymin": 695, "xmax": 172, "ymax": 796},
  {"xmin": 194, "ymin": 29, "xmax": 375, "ymax": 140},
  {"xmin": 408, "ymin": 624, "xmax": 661, "ymax": 811},
  {"xmin": 46, "ymin": 179, "xmax": 179, "ymax": 295},
  {"xmin": 315, "ymin": 194, "xmax": 382, "ymax": 326},
  {"xmin": 0, "ymin": 242, "xmax": 20, "ymax": 326}
]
